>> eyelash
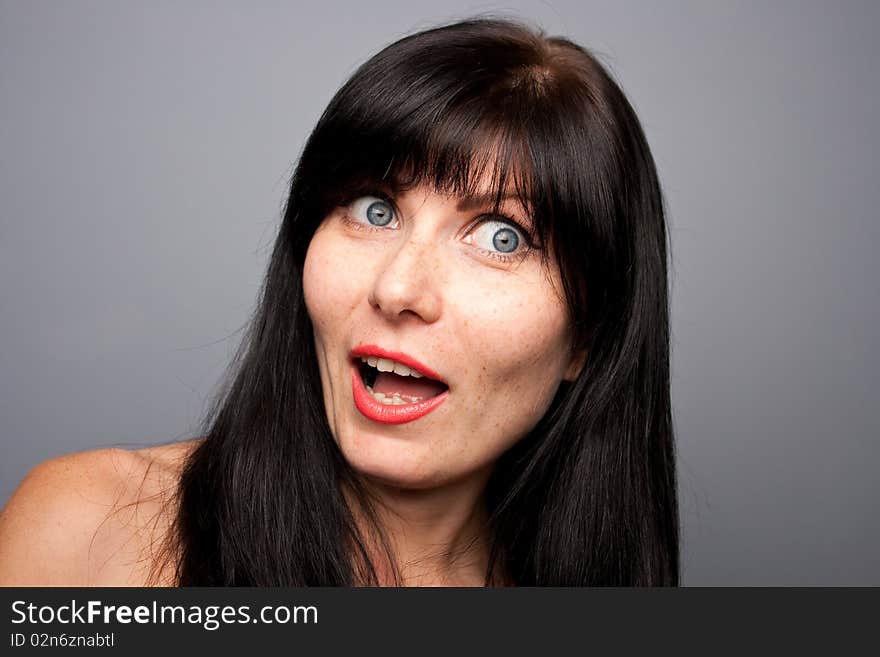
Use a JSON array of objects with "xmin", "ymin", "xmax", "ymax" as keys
[{"xmin": 340, "ymin": 192, "xmax": 538, "ymax": 264}]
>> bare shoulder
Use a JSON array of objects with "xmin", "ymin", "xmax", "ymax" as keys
[{"xmin": 0, "ymin": 439, "xmax": 202, "ymax": 586}]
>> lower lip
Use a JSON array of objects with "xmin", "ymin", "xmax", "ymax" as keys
[{"xmin": 350, "ymin": 363, "xmax": 449, "ymax": 425}]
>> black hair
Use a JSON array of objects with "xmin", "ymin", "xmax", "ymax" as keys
[{"xmin": 165, "ymin": 17, "xmax": 679, "ymax": 586}]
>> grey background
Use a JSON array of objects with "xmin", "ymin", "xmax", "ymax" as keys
[{"xmin": 1, "ymin": 0, "xmax": 877, "ymax": 586}]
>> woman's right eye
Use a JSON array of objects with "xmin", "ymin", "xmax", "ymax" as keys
[{"xmin": 347, "ymin": 196, "xmax": 397, "ymax": 228}]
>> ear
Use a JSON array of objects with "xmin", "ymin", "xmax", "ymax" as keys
[{"xmin": 562, "ymin": 346, "xmax": 588, "ymax": 382}]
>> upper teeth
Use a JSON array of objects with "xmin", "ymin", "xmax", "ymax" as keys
[{"xmin": 360, "ymin": 356, "xmax": 424, "ymax": 378}]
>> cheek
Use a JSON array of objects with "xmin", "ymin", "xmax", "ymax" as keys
[
  {"xmin": 303, "ymin": 227, "xmax": 370, "ymax": 438},
  {"xmin": 303, "ymin": 227, "xmax": 362, "ymax": 336},
  {"xmin": 452, "ymin": 271, "xmax": 572, "ymax": 405}
]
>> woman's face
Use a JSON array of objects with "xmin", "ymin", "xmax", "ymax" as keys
[{"xmin": 303, "ymin": 180, "xmax": 585, "ymax": 490}]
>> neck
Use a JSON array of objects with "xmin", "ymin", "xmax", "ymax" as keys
[{"xmin": 346, "ymin": 469, "xmax": 494, "ymax": 586}]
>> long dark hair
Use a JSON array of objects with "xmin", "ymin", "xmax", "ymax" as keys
[{"xmin": 165, "ymin": 17, "xmax": 678, "ymax": 586}]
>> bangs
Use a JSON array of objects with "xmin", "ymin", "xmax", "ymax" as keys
[
  {"xmin": 312, "ymin": 101, "xmax": 549, "ymax": 248},
  {"xmin": 298, "ymin": 37, "xmax": 572, "ymax": 262}
]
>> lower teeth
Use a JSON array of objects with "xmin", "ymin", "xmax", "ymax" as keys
[{"xmin": 366, "ymin": 386, "xmax": 423, "ymax": 405}]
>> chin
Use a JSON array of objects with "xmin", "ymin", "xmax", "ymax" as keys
[{"xmin": 335, "ymin": 431, "xmax": 453, "ymax": 491}]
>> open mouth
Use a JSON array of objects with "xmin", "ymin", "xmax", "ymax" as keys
[
  {"xmin": 356, "ymin": 356, "xmax": 449, "ymax": 406},
  {"xmin": 348, "ymin": 347, "xmax": 450, "ymax": 424}
]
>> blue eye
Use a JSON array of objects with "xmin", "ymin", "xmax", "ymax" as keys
[
  {"xmin": 350, "ymin": 196, "xmax": 395, "ymax": 227},
  {"xmin": 471, "ymin": 220, "xmax": 524, "ymax": 256},
  {"xmin": 492, "ymin": 227, "xmax": 519, "ymax": 253}
]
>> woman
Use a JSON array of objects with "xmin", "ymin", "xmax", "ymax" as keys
[{"xmin": 0, "ymin": 18, "xmax": 678, "ymax": 586}]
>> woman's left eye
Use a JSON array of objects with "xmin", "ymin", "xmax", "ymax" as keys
[
  {"xmin": 468, "ymin": 219, "xmax": 528, "ymax": 260},
  {"xmin": 348, "ymin": 196, "xmax": 397, "ymax": 227}
]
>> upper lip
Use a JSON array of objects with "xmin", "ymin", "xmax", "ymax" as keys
[{"xmin": 350, "ymin": 344, "xmax": 447, "ymax": 385}]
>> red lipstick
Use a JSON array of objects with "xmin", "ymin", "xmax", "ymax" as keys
[{"xmin": 350, "ymin": 345, "xmax": 449, "ymax": 425}]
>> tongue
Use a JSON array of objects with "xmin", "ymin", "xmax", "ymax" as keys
[{"xmin": 372, "ymin": 372, "xmax": 446, "ymax": 399}]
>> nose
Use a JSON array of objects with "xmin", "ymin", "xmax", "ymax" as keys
[{"xmin": 368, "ymin": 235, "xmax": 442, "ymax": 323}]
